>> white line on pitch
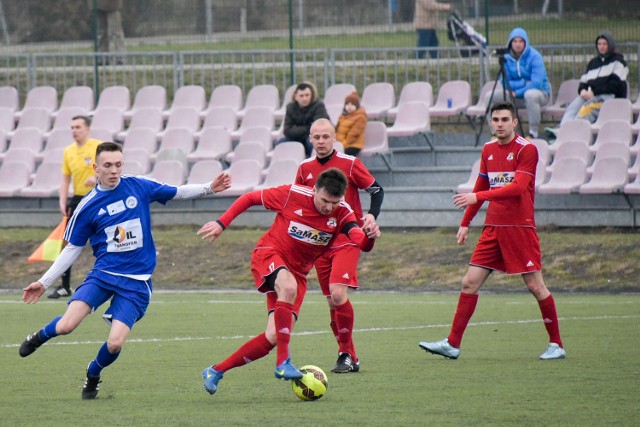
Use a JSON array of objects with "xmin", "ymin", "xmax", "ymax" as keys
[{"xmin": 1, "ymin": 314, "xmax": 637, "ymax": 349}]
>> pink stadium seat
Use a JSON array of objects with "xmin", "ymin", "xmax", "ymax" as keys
[
  {"xmin": 15, "ymin": 86, "xmax": 57, "ymax": 120},
  {"xmin": 267, "ymin": 141, "xmax": 305, "ymax": 162},
  {"xmin": 324, "ymin": 83, "xmax": 357, "ymax": 124},
  {"xmin": 122, "ymin": 128, "xmax": 158, "ymax": 155},
  {"xmin": 387, "ymin": 81, "xmax": 433, "ymax": 120},
  {"xmin": 53, "ymin": 86, "xmax": 94, "ymax": 118},
  {"xmin": 188, "ymin": 127, "xmax": 232, "ymax": 163},
  {"xmin": 361, "ymin": 82, "xmax": 395, "ymax": 119},
  {"xmin": 153, "ymin": 128, "xmax": 195, "ymax": 161},
  {"xmin": 538, "ymin": 157, "xmax": 587, "ymax": 194},
  {"xmin": 429, "ymin": 80, "xmax": 472, "ymax": 117},
  {"xmin": 255, "ymin": 158, "xmax": 300, "ymax": 189},
  {"xmin": 579, "ymin": 157, "xmax": 628, "ymax": 194},
  {"xmin": 466, "ymin": 81, "xmax": 502, "ymax": 119},
  {"xmin": 122, "ymin": 161, "xmax": 145, "ymax": 176},
  {"xmin": 624, "ymin": 161, "xmax": 640, "ymax": 194},
  {"xmin": 590, "ymin": 98, "xmax": 632, "ymax": 133},
  {"xmin": 223, "ymin": 159, "xmax": 263, "ymax": 195},
  {"xmin": 274, "ymin": 85, "xmax": 296, "ymax": 121},
  {"xmin": 46, "ymin": 107, "xmax": 88, "ymax": 137},
  {"xmin": 122, "ymin": 148, "xmax": 151, "ymax": 174},
  {"xmin": 530, "ymin": 138, "xmax": 550, "ymax": 166},
  {"xmin": 360, "ymin": 121, "xmax": 390, "ymax": 157},
  {"xmin": 187, "ymin": 160, "xmax": 224, "ymax": 185},
  {"xmin": 230, "ymin": 107, "xmax": 275, "ymax": 140},
  {"xmin": 197, "ymin": 106, "xmax": 238, "ymax": 138},
  {"xmin": 148, "ymin": 159, "xmax": 186, "ymax": 186},
  {"xmin": 9, "ymin": 108, "xmax": 51, "ymax": 137},
  {"xmin": 0, "ymin": 107, "xmax": 16, "ymax": 133},
  {"xmin": 546, "ymin": 140, "xmax": 590, "ymax": 174},
  {"xmin": 157, "ymin": 107, "xmax": 201, "ymax": 141},
  {"xmin": 0, "ymin": 161, "xmax": 32, "ymax": 196},
  {"xmin": 238, "ymin": 85, "xmax": 280, "ymax": 118},
  {"xmin": 90, "ymin": 107, "xmax": 124, "ymax": 139},
  {"xmin": 202, "ymin": 85, "xmax": 243, "ymax": 119},
  {"xmin": 163, "ymin": 85, "xmax": 206, "ymax": 120},
  {"xmin": 124, "ymin": 85, "xmax": 166, "ymax": 120},
  {"xmin": 3, "ymin": 148, "xmax": 37, "ymax": 173},
  {"xmin": 0, "ymin": 128, "xmax": 43, "ymax": 161},
  {"xmin": 542, "ymin": 79, "xmax": 580, "ymax": 120},
  {"xmin": 0, "ymin": 86, "xmax": 19, "ymax": 112},
  {"xmin": 116, "ymin": 107, "xmax": 163, "ymax": 141},
  {"xmin": 225, "ymin": 141, "xmax": 267, "ymax": 168},
  {"xmin": 456, "ymin": 159, "xmax": 480, "ymax": 193},
  {"xmin": 153, "ymin": 148, "xmax": 188, "ymax": 171},
  {"xmin": 589, "ymin": 120, "xmax": 632, "ymax": 154},
  {"xmin": 548, "ymin": 119, "xmax": 592, "ymax": 154},
  {"xmin": 386, "ymin": 102, "xmax": 431, "ymax": 140},
  {"xmin": 92, "ymin": 86, "xmax": 131, "ymax": 114},
  {"xmin": 20, "ymin": 162, "xmax": 62, "ymax": 197},
  {"xmin": 89, "ymin": 128, "xmax": 113, "ymax": 142},
  {"xmin": 586, "ymin": 143, "xmax": 630, "ymax": 176}
]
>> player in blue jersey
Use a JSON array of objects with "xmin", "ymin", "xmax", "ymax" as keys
[{"xmin": 19, "ymin": 141, "xmax": 231, "ymax": 399}]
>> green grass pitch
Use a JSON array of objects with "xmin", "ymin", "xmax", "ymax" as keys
[{"xmin": 1, "ymin": 291, "xmax": 638, "ymax": 426}]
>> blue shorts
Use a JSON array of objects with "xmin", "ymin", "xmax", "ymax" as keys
[{"xmin": 69, "ymin": 275, "xmax": 152, "ymax": 329}]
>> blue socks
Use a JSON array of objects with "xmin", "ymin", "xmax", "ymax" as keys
[
  {"xmin": 39, "ymin": 316, "xmax": 62, "ymax": 342},
  {"xmin": 88, "ymin": 342, "xmax": 120, "ymax": 377}
]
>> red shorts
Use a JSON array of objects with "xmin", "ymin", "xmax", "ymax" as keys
[
  {"xmin": 251, "ymin": 247, "xmax": 307, "ymax": 316},
  {"xmin": 314, "ymin": 244, "xmax": 360, "ymax": 297},
  {"xmin": 469, "ymin": 226, "xmax": 542, "ymax": 274}
]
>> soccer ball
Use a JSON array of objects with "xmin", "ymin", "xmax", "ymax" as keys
[{"xmin": 291, "ymin": 365, "xmax": 328, "ymax": 401}]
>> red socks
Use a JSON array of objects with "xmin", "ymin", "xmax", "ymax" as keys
[
  {"xmin": 538, "ymin": 294, "xmax": 563, "ymax": 347},
  {"xmin": 334, "ymin": 300, "xmax": 356, "ymax": 360},
  {"xmin": 214, "ymin": 333, "xmax": 274, "ymax": 373},
  {"xmin": 329, "ymin": 309, "xmax": 339, "ymax": 342},
  {"xmin": 274, "ymin": 301, "xmax": 295, "ymax": 366},
  {"xmin": 447, "ymin": 292, "xmax": 479, "ymax": 348}
]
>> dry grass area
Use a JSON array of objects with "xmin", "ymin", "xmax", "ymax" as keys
[{"xmin": 2, "ymin": 226, "xmax": 639, "ymax": 293}]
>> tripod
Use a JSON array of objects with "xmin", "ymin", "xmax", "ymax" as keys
[{"xmin": 474, "ymin": 54, "xmax": 525, "ymax": 146}]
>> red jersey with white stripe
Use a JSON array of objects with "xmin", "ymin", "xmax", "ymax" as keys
[
  {"xmin": 461, "ymin": 134, "xmax": 538, "ymax": 228},
  {"xmin": 254, "ymin": 184, "xmax": 358, "ymax": 275},
  {"xmin": 296, "ymin": 151, "xmax": 375, "ymax": 226}
]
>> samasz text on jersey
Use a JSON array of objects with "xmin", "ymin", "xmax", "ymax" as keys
[{"xmin": 288, "ymin": 221, "xmax": 333, "ymax": 246}]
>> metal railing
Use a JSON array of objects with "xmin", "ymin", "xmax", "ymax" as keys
[{"xmin": 0, "ymin": 44, "xmax": 637, "ymax": 105}]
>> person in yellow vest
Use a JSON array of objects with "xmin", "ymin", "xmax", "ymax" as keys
[{"xmin": 48, "ymin": 116, "xmax": 102, "ymax": 299}]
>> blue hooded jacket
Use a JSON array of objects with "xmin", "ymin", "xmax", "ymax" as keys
[{"xmin": 504, "ymin": 28, "xmax": 550, "ymax": 98}]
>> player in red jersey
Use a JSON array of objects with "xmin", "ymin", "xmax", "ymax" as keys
[
  {"xmin": 197, "ymin": 168, "xmax": 381, "ymax": 396},
  {"xmin": 296, "ymin": 118, "xmax": 384, "ymax": 373},
  {"xmin": 419, "ymin": 101, "xmax": 566, "ymax": 361}
]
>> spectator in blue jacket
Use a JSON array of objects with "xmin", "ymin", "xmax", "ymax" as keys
[{"xmin": 490, "ymin": 27, "xmax": 550, "ymax": 139}]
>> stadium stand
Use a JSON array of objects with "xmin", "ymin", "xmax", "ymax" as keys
[
  {"xmin": 187, "ymin": 159, "xmax": 224, "ymax": 185},
  {"xmin": 0, "ymin": 161, "xmax": 32, "ymax": 196},
  {"xmin": 542, "ymin": 79, "xmax": 580, "ymax": 120},
  {"xmin": 53, "ymin": 86, "xmax": 94, "ymax": 118},
  {"xmin": 0, "ymin": 86, "xmax": 19, "ymax": 113},
  {"xmin": 579, "ymin": 157, "xmax": 629, "ymax": 193},
  {"xmin": 116, "ymin": 107, "xmax": 163, "ymax": 141},
  {"xmin": 429, "ymin": 80, "xmax": 472, "ymax": 118},
  {"xmin": 591, "ymin": 98, "xmax": 632, "ymax": 133}
]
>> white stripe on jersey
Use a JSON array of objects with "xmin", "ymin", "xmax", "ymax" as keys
[
  {"xmin": 64, "ymin": 189, "xmax": 98, "ymax": 241},
  {"xmin": 291, "ymin": 184, "xmax": 314, "ymax": 197}
]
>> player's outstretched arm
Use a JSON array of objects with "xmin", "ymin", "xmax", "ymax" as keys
[
  {"xmin": 22, "ymin": 282, "xmax": 45, "ymax": 304},
  {"xmin": 197, "ymin": 221, "xmax": 224, "ymax": 244},
  {"xmin": 210, "ymin": 172, "xmax": 232, "ymax": 193}
]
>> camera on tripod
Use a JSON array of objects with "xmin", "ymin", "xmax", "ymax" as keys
[{"xmin": 492, "ymin": 47, "xmax": 510, "ymax": 56}]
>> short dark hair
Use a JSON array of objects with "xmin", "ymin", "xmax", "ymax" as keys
[
  {"xmin": 294, "ymin": 81, "xmax": 317, "ymax": 102},
  {"xmin": 71, "ymin": 115, "xmax": 91, "ymax": 127},
  {"xmin": 316, "ymin": 168, "xmax": 348, "ymax": 198},
  {"xmin": 490, "ymin": 101, "xmax": 516, "ymax": 117},
  {"xmin": 96, "ymin": 141, "xmax": 123, "ymax": 160}
]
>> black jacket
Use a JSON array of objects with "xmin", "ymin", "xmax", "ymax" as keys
[
  {"xmin": 283, "ymin": 100, "xmax": 329, "ymax": 142},
  {"xmin": 578, "ymin": 31, "xmax": 628, "ymax": 98}
]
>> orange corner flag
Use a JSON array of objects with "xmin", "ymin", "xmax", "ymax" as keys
[{"xmin": 27, "ymin": 217, "xmax": 68, "ymax": 263}]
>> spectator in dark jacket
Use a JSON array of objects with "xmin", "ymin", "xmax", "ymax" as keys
[
  {"xmin": 278, "ymin": 82, "xmax": 329, "ymax": 157},
  {"xmin": 559, "ymin": 31, "xmax": 628, "ymax": 126}
]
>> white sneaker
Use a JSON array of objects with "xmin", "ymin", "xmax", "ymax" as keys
[
  {"xmin": 419, "ymin": 338, "xmax": 460, "ymax": 359},
  {"xmin": 539, "ymin": 343, "xmax": 566, "ymax": 360}
]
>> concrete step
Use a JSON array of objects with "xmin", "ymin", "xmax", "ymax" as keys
[{"xmin": 368, "ymin": 165, "xmax": 472, "ymax": 188}]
